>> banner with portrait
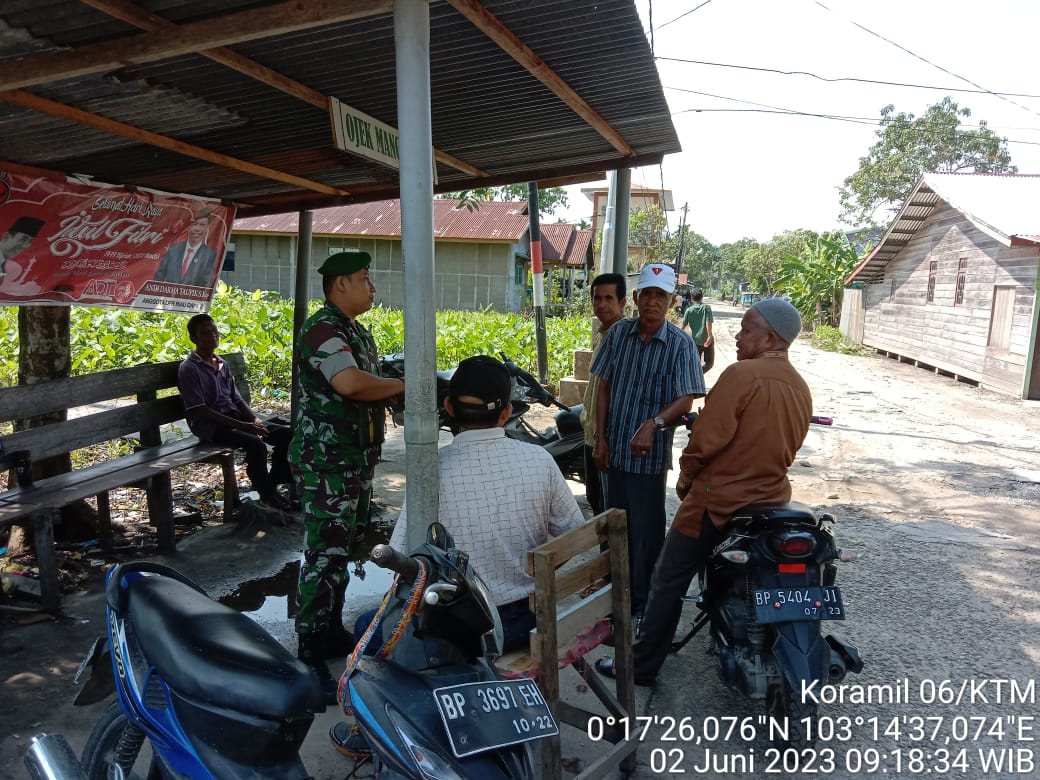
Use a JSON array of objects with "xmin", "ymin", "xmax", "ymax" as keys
[{"xmin": 0, "ymin": 168, "xmax": 235, "ymax": 313}]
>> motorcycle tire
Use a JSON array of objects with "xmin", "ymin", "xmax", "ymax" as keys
[
  {"xmin": 765, "ymin": 683, "xmax": 818, "ymax": 749},
  {"xmin": 80, "ymin": 700, "xmax": 160, "ymax": 780}
]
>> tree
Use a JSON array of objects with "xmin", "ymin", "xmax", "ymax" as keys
[
  {"xmin": 839, "ymin": 97, "xmax": 1016, "ymax": 227},
  {"xmin": 717, "ymin": 238, "xmax": 759, "ymax": 297},
  {"xmin": 776, "ymin": 231, "xmax": 866, "ymax": 327},
  {"xmin": 628, "ymin": 205, "xmax": 670, "ymax": 268},
  {"xmin": 743, "ymin": 229, "xmax": 819, "ymax": 294},
  {"xmin": 669, "ymin": 228, "xmax": 718, "ymax": 289},
  {"xmin": 442, "ymin": 184, "xmax": 568, "ymax": 218}
]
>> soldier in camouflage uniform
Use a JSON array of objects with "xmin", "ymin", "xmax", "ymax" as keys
[{"xmin": 291, "ymin": 249, "xmax": 404, "ymax": 704}]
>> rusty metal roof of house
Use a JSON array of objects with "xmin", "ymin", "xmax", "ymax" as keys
[
  {"xmin": 540, "ymin": 222, "xmax": 592, "ymax": 266},
  {"xmin": 847, "ymin": 172, "xmax": 1040, "ymax": 283},
  {"xmin": 0, "ymin": 1, "xmax": 680, "ymax": 219},
  {"xmin": 234, "ymin": 199, "xmax": 531, "ymax": 241}
]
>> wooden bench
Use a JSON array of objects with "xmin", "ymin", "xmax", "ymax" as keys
[
  {"xmin": 496, "ymin": 508, "xmax": 639, "ymax": 779},
  {"xmin": 0, "ymin": 353, "xmax": 253, "ymax": 611}
]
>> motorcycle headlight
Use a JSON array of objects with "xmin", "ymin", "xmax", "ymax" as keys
[
  {"xmin": 469, "ymin": 570, "xmax": 504, "ymax": 658},
  {"xmin": 386, "ymin": 703, "xmax": 466, "ymax": 780}
]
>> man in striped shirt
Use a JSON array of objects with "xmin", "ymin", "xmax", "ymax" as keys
[{"xmin": 590, "ymin": 264, "xmax": 704, "ymax": 619}]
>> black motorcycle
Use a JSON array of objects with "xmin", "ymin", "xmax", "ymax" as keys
[
  {"xmin": 345, "ymin": 523, "xmax": 551, "ymax": 777},
  {"xmin": 378, "ymin": 352, "xmax": 585, "ymax": 483},
  {"xmin": 498, "ymin": 353, "xmax": 585, "ymax": 483},
  {"xmin": 674, "ymin": 501, "xmax": 863, "ymax": 746}
]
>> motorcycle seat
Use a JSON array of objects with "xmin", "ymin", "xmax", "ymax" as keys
[
  {"xmin": 729, "ymin": 501, "xmax": 817, "ymax": 530},
  {"xmin": 126, "ymin": 576, "xmax": 326, "ymax": 718}
]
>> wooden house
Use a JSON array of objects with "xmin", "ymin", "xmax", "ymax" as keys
[{"xmin": 844, "ymin": 172, "xmax": 1040, "ymax": 400}]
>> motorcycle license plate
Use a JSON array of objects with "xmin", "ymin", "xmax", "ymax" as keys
[
  {"xmin": 434, "ymin": 679, "xmax": 559, "ymax": 758},
  {"xmin": 752, "ymin": 586, "xmax": 845, "ymax": 624}
]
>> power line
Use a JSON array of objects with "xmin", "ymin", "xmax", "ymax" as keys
[
  {"xmin": 654, "ymin": 0, "xmax": 715, "ymax": 31},
  {"xmin": 655, "ymin": 57, "xmax": 1040, "ymax": 101},
  {"xmin": 812, "ymin": 0, "xmax": 1040, "ymax": 121},
  {"xmin": 667, "ymin": 104, "xmax": 1040, "ymax": 148}
]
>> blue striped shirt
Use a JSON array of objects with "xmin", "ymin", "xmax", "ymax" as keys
[{"xmin": 590, "ymin": 317, "xmax": 703, "ymax": 474}]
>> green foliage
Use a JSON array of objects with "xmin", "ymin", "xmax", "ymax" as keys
[
  {"xmin": 839, "ymin": 97, "xmax": 1016, "ymax": 227},
  {"xmin": 717, "ymin": 238, "xmax": 760, "ymax": 296},
  {"xmin": 441, "ymin": 185, "xmax": 568, "ymax": 217},
  {"xmin": 776, "ymin": 232, "xmax": 865, "ymax": 328},
  {"xmin": 676, "ymin": 229, "xmax": 720, "ymax": 290},
  {"xmin": 811, "ymin": 325, "xmax": 875, "ymax": 356},
  {"xmin": 1, "ymin": 284, "xmax": 589, "ymax": 391},
  {"xmin": 628, "ymin": 205, "xmax": 670, "ymax": 266},
  {"xmin": 744, "ymin": 229, "xmax": 821, "ymax": 295}
]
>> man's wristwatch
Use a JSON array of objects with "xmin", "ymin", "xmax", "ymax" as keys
[{"xmin": 653, "ymin": 415, "xmax": 666, "ymax": 429}]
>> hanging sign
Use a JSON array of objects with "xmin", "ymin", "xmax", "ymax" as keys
[
  {"xmin": 330, "ymin": 97, "xmax": 401, "ymax": 170},
  {"xmin": 0, "ymin": 168, "xmax": 234, "ymax": 313}
]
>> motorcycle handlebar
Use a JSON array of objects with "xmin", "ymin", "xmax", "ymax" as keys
[{"xmin": 370, "ymin": 544, "xmax": 421, "ymax": 584}]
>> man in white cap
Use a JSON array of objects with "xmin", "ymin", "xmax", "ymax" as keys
[
  {"xmin": 589, "ymin": 263, "xmax": 703, "ymax": 622},
  {"xmin": 595, "ymin": 296, "xmax": 812, "ymax": 686}
]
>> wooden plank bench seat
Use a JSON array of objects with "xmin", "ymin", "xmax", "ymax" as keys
[{"xmin": 0, "ymin": 353, "xmax": 254, "ymax": 611}]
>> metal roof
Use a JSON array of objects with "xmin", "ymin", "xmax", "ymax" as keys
[
  {"xmin": 0, "ymin": 0, "xmax": 680, "ymax": 218},
  {"xmin": 233, "ymin": 198, "xmax": 530, "ymax": 240},
  {"xmin": 847, "ymin": 172, "xmax": 1040, "ymax": 283},
  {"xmin": 539, "ymin": 222, "xmax": 592, "ymax": 266}
]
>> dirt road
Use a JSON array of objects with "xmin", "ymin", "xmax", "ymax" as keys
[{"xmin": 3, "ymin": 300, "xmax": 1040, "ymax": 778}]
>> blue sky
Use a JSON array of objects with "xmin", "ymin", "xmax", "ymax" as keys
[{"xmin": 551, "ymin": 0, "xmax": 1040, "ymax": 246}]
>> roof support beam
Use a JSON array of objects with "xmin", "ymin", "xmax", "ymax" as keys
[
  {"xmin": 0, "ymin": 0, "xmax": 394, "ymax": 92},
  {"xmin": 444, "ymin": 0, "xmax": 636, "ymax": 157},
  {"xmin": 0, "ymin": 89, "xmax": 349, "ymax": 196},
  {"xmin": 78, "ymin": 0, "xmax": 488, "ymax": 178}
]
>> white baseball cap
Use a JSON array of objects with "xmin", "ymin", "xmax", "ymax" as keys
[{"xmin": 637, "ymin": 263, "xmax": 676, "ymax": 294}]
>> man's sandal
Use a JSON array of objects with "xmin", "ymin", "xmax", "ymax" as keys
[{"xmin": 593, "ymin": 657, "xmax": 655, "ymax": 687}]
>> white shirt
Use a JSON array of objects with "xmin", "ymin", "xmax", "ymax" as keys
[{"xmin": 389, "ymin": 427, "xmax": 586, "ymax": 605}]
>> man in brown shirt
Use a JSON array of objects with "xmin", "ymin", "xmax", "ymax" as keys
[{"xmin": 595, "ymin": 297, "xmax": 812, "ymax": 686}]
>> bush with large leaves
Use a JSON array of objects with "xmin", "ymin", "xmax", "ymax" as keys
[{"xmin": 777, "ymin": 233, "xmax": 866, "ymax": 328}]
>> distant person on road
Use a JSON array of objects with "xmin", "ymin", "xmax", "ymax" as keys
[
  {"xmin": 590, "ymin": 263, "xmax": 704, "ymax": 620},
  {"xmin": 682, "ymin": 288, "xmax": 715, "ymax": 373},
  {"xmin": 178, "ymin": 314, "xmax": 293, "ymax": 510},
  {"xmin": 153, "ymin": 209, "xmax": 220, "ymax": 287},
  {"xmin": 580, "ymin": 272, "xmax": 627, "ymax": 515},
  {"xmin": 595, "ymin": 297, "xmax": 811, "ymax": 686}
]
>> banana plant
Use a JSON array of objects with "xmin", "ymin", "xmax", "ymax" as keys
[{"xmin": 777, "ymin": 233, "xmax": 867, "ymax": 328}]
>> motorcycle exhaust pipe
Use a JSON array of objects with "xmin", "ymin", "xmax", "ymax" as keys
[{"xmin": 24, "ymin": 733, "xmax": 89, "ymax": 780}]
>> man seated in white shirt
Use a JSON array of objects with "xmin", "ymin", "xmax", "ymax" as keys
[
  {"xmin": 331, "ymin": 355, "xmax": 587, "ymax": 757},
  {"xmin": 385, "ymin": 354, "xmax": 587, "ymax": 650}
]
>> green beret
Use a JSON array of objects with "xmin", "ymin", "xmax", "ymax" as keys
[{"xmin": 318, "ymin": 249, "xmax": 371, "ymax": 276}]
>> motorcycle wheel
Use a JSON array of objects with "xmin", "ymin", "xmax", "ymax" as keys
[
  {"xmin": 80, "ymin": 700, "xmax": 161, "ymax": 780},
  {"xmin": 765, "ymin": 683, "xmax": 818, "ymax": 748}
]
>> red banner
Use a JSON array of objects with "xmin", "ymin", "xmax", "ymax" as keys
[{"xmin": 0, "ymin": 169, "xmax": 235, "ymax": 313}]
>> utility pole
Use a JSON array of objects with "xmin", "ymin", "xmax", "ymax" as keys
[
  {"xmin": 673, "ymin": 202, "xmax": 689, "ymax": 276},
  {"xmin": 528, "ymin": 182, "xmax": 549, "ymax": 384}
]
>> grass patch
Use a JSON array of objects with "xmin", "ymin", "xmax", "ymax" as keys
[{"xmin": 811, "ymin": 325, "xmax": 876, "ymax": 356}]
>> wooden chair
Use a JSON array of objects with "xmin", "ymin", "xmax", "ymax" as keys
[{"xmin": 496, "ymin": 508, "xmax": 638, "ymax": 779}]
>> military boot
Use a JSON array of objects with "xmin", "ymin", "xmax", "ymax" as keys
[
  {"xmin": 297, "ymin": 631, "xmax": 338, "ymax": 706},
  {"xmin": 325, "ymin": 587, "xmax": 356, "ymax": 658}
]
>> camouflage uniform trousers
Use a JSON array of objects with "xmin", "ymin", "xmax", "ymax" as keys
[{"xmin": 293, "ymin": 464, "xmax": 374, "ymax": 636}]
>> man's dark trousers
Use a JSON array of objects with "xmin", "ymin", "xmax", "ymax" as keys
[
  {"xmin": 211, "ymin": 423, "xmax": 291, "ymax": 497},
  {"xmin": 631, "ymin": 512, "xmax": 724, "ymax": 681},
  {"xmin": 606, "ymin": 468, "xmax": 668, "ymax": 615},
  {"xmin": 697, "ymin": 342, "xmax": 715, "ymax": 372}
]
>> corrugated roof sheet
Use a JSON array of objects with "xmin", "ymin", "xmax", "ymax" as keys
[
  {"xmin": 848, "ymin": 173, "xmax": 1040, "ymax": 283},
  {"xmin": 234, "ymin": 199, "xmax": 531, "ymax": 241},
  {"xmin": 0, "ymin": 0, "xmax": 679, "ymax": 218},
  {"xmin": 538, "ymin": 223, "xmax": 592, "ymax": 266}
]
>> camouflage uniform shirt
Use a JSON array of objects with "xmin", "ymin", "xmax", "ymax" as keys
[{"xmin": 290, "ymin": 301, "xmax": 384, "ymax": 471}]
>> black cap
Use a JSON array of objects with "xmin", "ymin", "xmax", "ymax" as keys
[{"xmin": 448, "ymin": 355, "xmax": 511, "ymax": 421}]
